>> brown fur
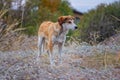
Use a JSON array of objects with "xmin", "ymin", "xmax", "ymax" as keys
[{"xmin": 38, "ymin": 21, "xmax": 61, "ymax": 53}]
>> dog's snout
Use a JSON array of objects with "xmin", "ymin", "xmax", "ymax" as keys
[{"xmin": 75, "ymin": 26, "xmax": 78, "ymax": 29}]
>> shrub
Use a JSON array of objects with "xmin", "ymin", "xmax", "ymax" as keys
[{"xmin": 75, "ymin": 1, "xmax": 120, "ymax": 44}]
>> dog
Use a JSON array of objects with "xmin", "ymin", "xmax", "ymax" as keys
[{"xmin": 38, "ymin": 15, "xmax": 78, "ymax": 65}]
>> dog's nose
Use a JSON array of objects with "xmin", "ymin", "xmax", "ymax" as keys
[{"xmin": 75, "ymin": 26, "xmax": 78, "ymax": 29}]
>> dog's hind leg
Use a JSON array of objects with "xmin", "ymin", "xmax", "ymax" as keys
[
  {"xmin": 38, "ymin": 36, "xmax": 44, "ymax": 57},
  {"xmin": 42, "ymin": 38, "xmax": 45, "ymax": 53}
]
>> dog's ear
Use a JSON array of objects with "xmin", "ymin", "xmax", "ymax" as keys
[
  {"xmin": 58, "ymin": 16, "xmax": 64, "ymax": 25},
  {"xmin": 58, "ymin": 16, "xmax": 68, "ymax": 25},
  {"xmin": 72, "ymin": 16, "xmax": 75, "ymax": 20},
  {"xmin": 68, "ymin": 15, "xmax": 75, "ymax": 20}
]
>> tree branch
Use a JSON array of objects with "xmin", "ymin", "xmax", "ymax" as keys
[{"xmin": 111, "ymin": 15, "xmax": 120, "ymax": 21}]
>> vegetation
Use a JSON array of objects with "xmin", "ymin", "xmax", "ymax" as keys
[
  {"xmin": 1, "ymin": 0, "xmax": 120, "ymax": 44},
  {"xmin": 75, "ymin": 1, "xmax": 120, "ymax": 44},
  {"xmin": 0, "ymin": 0, "xmax": 73, "ymax": 35},
  {"xmin": 82, "ymin": 52, "xmax": 120, "ymax": 70}
]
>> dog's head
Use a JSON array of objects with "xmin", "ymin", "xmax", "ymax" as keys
[{"xmin": 58, "ymin": 15, "xmax": 78, "ymax": 30}]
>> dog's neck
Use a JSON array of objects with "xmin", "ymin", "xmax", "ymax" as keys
[
  {"xmin": 59, "ymin": 23, "xmax": 63, "ymax": 35},
  {"xmin": 59, "ymin": 23, "xmax": 68, "ymax": 36}
]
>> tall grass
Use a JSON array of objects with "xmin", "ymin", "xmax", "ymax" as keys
[{"xmin": 0, "ymin": 10, "xmax": 25, "ymax": 51}]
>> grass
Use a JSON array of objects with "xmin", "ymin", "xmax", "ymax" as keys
[{"xmin": 81, "ymin": 52, "xmax": 120, "ymax": 70}]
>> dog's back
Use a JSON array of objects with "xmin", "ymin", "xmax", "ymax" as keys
[
  {"xmin": 38, "ymin": 21, "xmax": 52, "ymax": 38},
  {"xmin": 38, "ymin": 21, "xmax": 61, "ymax": 39}
]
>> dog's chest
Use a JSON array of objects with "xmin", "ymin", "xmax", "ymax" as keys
[{"xmin": 52, "ymin": 33, "xmax": 66, "ymax": 44}]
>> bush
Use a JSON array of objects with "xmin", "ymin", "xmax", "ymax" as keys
[{"xmin": 75, "ymin": 1, "xmax": 120, "ymax": 44}]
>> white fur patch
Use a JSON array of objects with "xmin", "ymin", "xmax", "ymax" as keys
[{"xmin": 63, "ymin": 20, "xmax": 77, "ymax": 30}]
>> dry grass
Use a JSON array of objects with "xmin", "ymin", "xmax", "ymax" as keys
[
  {"xmin": 0, "ymin": 9, "xmax": 26, "ymax": 51},
  {"xmin": 81, "ymin": 52, "xmax": 120, "ymax": 70}
]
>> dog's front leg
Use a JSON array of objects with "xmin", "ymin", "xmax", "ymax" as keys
[
  {"xmin": 58, "ymin": 43, "xmax": 63, "ymax": 64},
  {"xmin": 48, "ymin": 40, "xmax": 55, "ymax": 65}
]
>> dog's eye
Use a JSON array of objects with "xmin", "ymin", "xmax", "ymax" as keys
[{"xmin": 68, "ymin": 21, "xmax": 72, "ymax": 24}]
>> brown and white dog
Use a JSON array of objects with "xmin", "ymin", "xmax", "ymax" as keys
[{"xmin": 38, "ymin": 15, "xmax": 77, "ymax": 65}]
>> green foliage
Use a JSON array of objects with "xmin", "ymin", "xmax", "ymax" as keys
[
  {"xmin": 76, "ymin": 1, "xmax": 120, "ymax": 44},
  {"xmin": 58, "ymin": 0, "xmax": 73, "ymax": 15},
  {"xmin": 25, "ymin": 0, "xmax": 73, "ymax": 35},
  {"xmin": 0, "ymin": 0, "xmax": 73, "ymax": 35},
  {"xmin": 25, "ymin": 26, "xmax": 37, "ymax": 35}
]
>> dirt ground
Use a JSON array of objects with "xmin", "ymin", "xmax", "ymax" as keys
[
  {"xmin": 0, "ymin": 36, "xmax": 120, "ymax": 80},
  {"xmin": 0, "ymin": 50, "xmax": 120, "ymax": 80}
]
